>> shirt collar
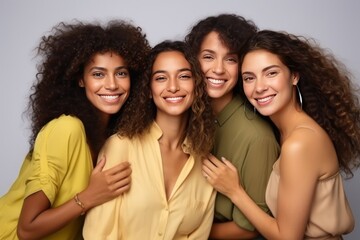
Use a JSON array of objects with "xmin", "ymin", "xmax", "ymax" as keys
[
  {"xmin": 150, "ymin": 121, "xmax": 191, "ymax": 154},
  {"xmin": 215, "ymin": 95, "xmax": 244, "ymax": 126}
]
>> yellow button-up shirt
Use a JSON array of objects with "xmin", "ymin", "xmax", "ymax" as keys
[{"xmin": 83, "ymin": 122, "xmax": 215, "ymax": 240}]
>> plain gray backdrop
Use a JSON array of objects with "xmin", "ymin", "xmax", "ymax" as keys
[{"xmin": 1, "ymin": 0, "xmax": 359, "ymax": 239}]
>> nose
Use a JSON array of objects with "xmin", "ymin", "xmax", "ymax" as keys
[
  {"xmin": 167, "ymin": 78, "xmax": 180, "ymax": 93},
  {"xmin": 212, "ymin": 59, "xmax": 225, "ymax": 74},
  {"xmin": 104, "ymin": 75, "xmax": 118, "ymax": 90},
  {"xmin": 254, "ymin": 78, "xmax": 268, "ymax": 93}
]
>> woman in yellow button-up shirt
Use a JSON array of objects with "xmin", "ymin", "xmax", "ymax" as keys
[{"xmin": 84, "ymin": 40, "xmax": 216, "ymax": 240}]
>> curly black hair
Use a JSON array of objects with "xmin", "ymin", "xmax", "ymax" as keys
[
  {"xmin": 117, "ymin": 40, "xmax": 215, "ymax": 158},
  {"xmin": 240, "ymin": 30, "xmax": 360, "ymax": 177},
  {"xmin": 26, "ymin": 19, "xmax": 150, "ymax": 160},
  {"xmin": 185, "ymin": 13, "xmax": 258, "ymax": 96}
]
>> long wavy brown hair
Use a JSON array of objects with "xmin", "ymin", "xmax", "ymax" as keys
[
  {"xmin": 240, "ymin": 30, "xmax": 360, "ymax": 177},
  {"xmin": 117, "ymin": 40, "xmax": 215, "ymax": 158},
  {"xmin": 26, "ymin": 20, "xmax": 150, "ymax": 161}
]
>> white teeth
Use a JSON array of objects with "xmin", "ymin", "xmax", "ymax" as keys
[
  {"xmin": 257, "ymin": 96, "xmax": 273, "ymax": 103},
  {"xmin": 208, "ymin": 78, "xmax": 225, "ymax": 84},
  {"xmin": 101, "ymin": 95, "xmax": 119, "ymax": 100},
  {"xmin": 166, "ymin": 97, "xmax": 183, "ymax": 101}
]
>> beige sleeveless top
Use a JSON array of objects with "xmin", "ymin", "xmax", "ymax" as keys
[{"xmin": 266, "ymin": 160, "xmax": 354, "ymax": 240}]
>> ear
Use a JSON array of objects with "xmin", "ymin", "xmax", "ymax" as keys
[
  {"xmin": 79, "ymin": 79, "xmax": 85, "ymax": 87},
  {"xmin": 291, "ymin": 72, "xmax": 300, "ymax": 86}
]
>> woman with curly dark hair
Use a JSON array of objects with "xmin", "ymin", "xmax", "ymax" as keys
[
  {"xmin": 83, "ymin": 41, "xmax": 216, "ymax": 239},
  {"xmin": 203, "ymin": 30, "xmax": 360, "ymax": 239},
  {"xmin": 185, "ymin": 14, "xmax": 280, "ymax": 239},
  {"xmin": 0, "ymin": 20, "xmax": 150, "ymax": 239}
]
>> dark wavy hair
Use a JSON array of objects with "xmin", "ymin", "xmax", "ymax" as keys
[
  {"xmin": 26, "ymin": 19, "xmax": 150, "ymax": 160},
  {"xmin": 185, "ymin": 13, "xmax": 258, "ymax": 96},
  {"xmin": 240, "ymin": 30, "xmax": 360, "ymax": 177},
  {"xmin": 117, "ymin": 40, "xmax": 215, "ymax": 158}
]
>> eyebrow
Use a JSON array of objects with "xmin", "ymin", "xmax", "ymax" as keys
[
  {"xmin": 152, "ymin": 67, "xmax": 192, "ymax": 76},
  {"xmin": 242, "ymin": 65, "xmax": 280, "ymax": 75},
  {"xmin": 88, "ymin": 66, "xmax": 128, "ymax": 71},
  {"xmin": 201, "ymin": 49, "xmax": 237, "ymax": 55}
]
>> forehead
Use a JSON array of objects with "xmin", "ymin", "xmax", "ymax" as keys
[
  {"xmin": 86, "ymin": 52, "xmax": 125, "ymax": 67},
  {"xmin": 200, "ymin": 31, "xmax": 234, "ymax": 54},
  {"xmin": 242, "ymin": 49, "xmax": 283, "ymax": 70},
  {"xmin": 152, "ymin": 51, "xmax": 190, "ymax": 71}
]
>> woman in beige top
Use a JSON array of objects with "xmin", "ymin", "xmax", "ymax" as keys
[{"xmin": 202, "ymin": 30, "xmax": 360, "ymax": 239}]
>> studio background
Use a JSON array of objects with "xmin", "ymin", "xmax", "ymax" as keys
[{"xmin": 1, "ymin": 1, "xmax": 359, "ymax": 239}]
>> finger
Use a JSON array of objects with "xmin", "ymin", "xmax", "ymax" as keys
[
  {"xmin": 203, "ymin": 159, "xmax": 220, "ymax": 174},
  {"xmin": 221, "ymin": 157, "xmax": 237, "ymax": 172},
  {"xmin": 106, "ymin": 161, "xmax": 131, "ymax": 175},
  {"xmin": 207, "ymin": 154, "xmax": 223, "ymax": 167},
  {"xmin": 112, "ymin": 167, "xmax": 132, "ymax": 182},
  {"xmin": 111, "ymin": 177, "xmax": 131, "ymax": 192},
  {"xmin": 93, "ymin": 155, "xmax": 106, "ymax": 173},
  {"xmin": 202, "ymin": 162, "xmax": 216, "ymax": 179},
  {"xmin": 114, "ymin": 182, "xmax": 131, "ymax": 195}
]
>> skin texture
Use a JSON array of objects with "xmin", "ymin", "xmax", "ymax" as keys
[
  {"xmin": 17, "ymin": 52, "xmax": 133, "ymax": 240},
  {"xmin": 198, "ymin": 31, "xmax": 238, "ymax": 114},
  {"xmin": 202, "ymin": 46, "xmax": 353, "ymax": 239},
  {"xmin": 200, "ymin": 32, "xmax": 259, "ymax": 239},
  {"xmin": 79, "ymin": 52, "xmax": 131, "ymax": 123},
  {"xmin": 151, "ymin": 51, "xmax": 194, "ymax": 120},
  {"xmin": 150, "ymin": 50, "xmax": 195, "ymax": 200},
  {"xmin": 117, "ymin": 40, "xmax": 215, "ymax": 158},
  {"xmin": 14, "ymin": 20, "xmax": 150, "ymax": 240}
]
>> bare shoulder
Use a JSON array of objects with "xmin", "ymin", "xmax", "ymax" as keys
[{"xmin": 281, "ymin": 123, "xmax": 337, "ymax": 178}]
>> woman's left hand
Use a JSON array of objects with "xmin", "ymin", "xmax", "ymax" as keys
[{"xmin": 202, "ymin": 154, "xmax": 242, "ymax": 198}]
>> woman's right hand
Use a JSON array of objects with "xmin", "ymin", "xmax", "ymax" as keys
[{"xmin": 80, "ymin": 156, "xmax": 132, "ymax": 210}]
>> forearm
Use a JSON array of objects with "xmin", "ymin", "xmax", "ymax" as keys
[
  {"xmin": 17, "ymin": 192, "xmax": 86, "ymax": 240},
  {"xmin": 209, "ymin": 221, "xmax": 259, "ymax": 239},
  {"xmin": 229, "ymin": 188, "xmax": 279, "ymax": 240}
]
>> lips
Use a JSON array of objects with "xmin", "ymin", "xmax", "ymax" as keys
[
  {"xmin": 164, "ymin": 96, "xmax": 185, "ymax": 103},
  {"xmin": 207, "ymin": 78, "xmax": 226, "ymax": 86},
  {"xmin": 99, "ymin": 94, "xmax": 124, "ymax": 103},
  {"xmin": 100, "ymin": 94, "xmax": 120, "ymax": 100},
  {"xmin": 256, "ymin": 95, "xmax": 275, "ymax": 104}
]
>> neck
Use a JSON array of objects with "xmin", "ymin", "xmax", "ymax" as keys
[
  {"xmin": 155, "ymin": 113, "xmax": 188, "ymax": 150},
  {"xmin": 271, "ymin": 105, "xmax": 305, "ymax": 144},
  {"xmin": 211, "ymin": 94, "xmax": 234, "ymax": 115}
]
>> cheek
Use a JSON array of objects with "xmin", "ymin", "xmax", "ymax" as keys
[
  {"xmin": 120, "ymin": 78, "xmax": 131, "ymax": 91},
  {"xmin": 243, "ymin": 83, "xmax": 253, "ymax": 98},
  {"xmin": 229, "ymin": 66, "xmax": 239, "ymax": 78},
  {"xmin": 199, "ymin": 60, "xmax": 210, "ymax": 73}
]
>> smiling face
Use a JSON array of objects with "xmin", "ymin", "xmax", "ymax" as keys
[
  {"xmin": 198, "ymin": 31, "xmax": 238, "ymax": 110},
  {"xmin": 150, "ymin": 51, "xmax": 194, "ymax": 118},
  {"xmin": 79, "ymin": 52, "xmax": 130, "ymax": 123},
  {"xmin": 241, "ymin": 49, "xmax": 299, "ymax": 117}
]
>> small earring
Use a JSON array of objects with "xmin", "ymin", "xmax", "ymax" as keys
[
  {"xmin": 296, "ymin": 85, "xmax": 303, "ymax": 109},
  {"xmin": 253, "ymin": 106, "xmax": 257, "ymax": 114}
]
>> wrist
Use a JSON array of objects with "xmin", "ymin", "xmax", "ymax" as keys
[
  {"xmin": 74, "ymin": 193, "xmax": 86, "ymax": 215},
  {"xmin": 229, "ymin": 186, "xmax": 243, "ymax": 203}
]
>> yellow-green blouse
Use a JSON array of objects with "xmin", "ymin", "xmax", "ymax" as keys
[{"xmin": 0, "ymin": 115, "xmax": 93, "ymax": 240}]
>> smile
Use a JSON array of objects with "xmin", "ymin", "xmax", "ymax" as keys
[
  {"xmin": 100, "ymin": 94, "xmax": 121, "ymax": 100},
  {"xmin": 164, "ymin": 96, "xmax": 185, "ymax": 103},
  {"xmin": 256, "ymin": 95, "xmax": 274, "ymax": 104},
  {"xmin": 207, "ymin": 78, "xmax": 226, "ymax": 85}
]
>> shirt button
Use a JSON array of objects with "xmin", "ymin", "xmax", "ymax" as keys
[{"xmin": 158, "ymin": 232, "xmax": 163, "ymax": 236}]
